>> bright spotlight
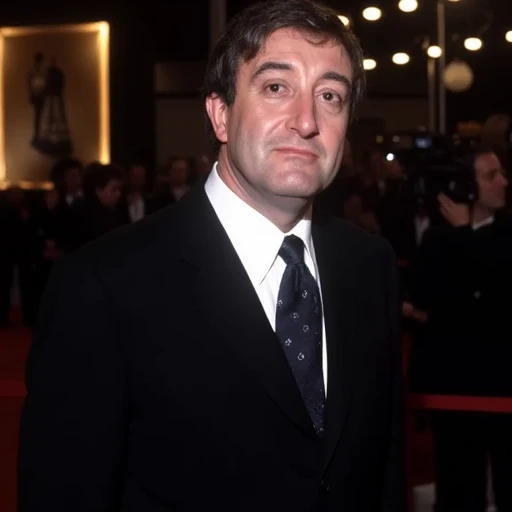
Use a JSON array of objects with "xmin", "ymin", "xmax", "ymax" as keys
[
  {"xmin": 427, "ymin": 45, "xmax": 442, "ymax": 58},
  {"xmin": 398, "ymin": 0, "xmax": 418, "ymax": 13},
  {"xmin": 362, "ymin": 7, "xmax": 382, "ymax": 21},
  {"xmin": 506, "ymin": 30, "xmax": 512, "ymax": 43},
  {"xmin": 464, "ymin": 37, "xmax": 482, "ymax": 51},
  {"xmin": 338, "ymin": 15, "xmax": 350, "ymax": 27},
  {"xmin": 392, "ymin": 52, "xmax": 410, "ymax": 65},
  {"xmin": 363, "ymin": 58, "xmax": 377, "ymax": 70}
]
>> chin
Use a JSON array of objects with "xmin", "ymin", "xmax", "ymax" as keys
[{"xmin": 273, "ymin": 180, "xmax": 323, "ymax": 199}]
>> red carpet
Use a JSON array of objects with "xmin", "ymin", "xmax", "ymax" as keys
[{"xmin": 0, "ymin": 322, "xmax": 30, "ymax": 512}]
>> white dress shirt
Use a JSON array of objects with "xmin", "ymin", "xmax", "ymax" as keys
[
  {"xmin": 128, "ymin": 195, "xmax": 145, "ymax": 223},
  {"xmin": 204, "ymin": 163, "xmax": 328, "ymax": 392}
]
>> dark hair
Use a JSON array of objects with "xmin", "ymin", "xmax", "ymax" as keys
[
  {"xmin": 50, "ymin": 157, "xmax": 83, "ymax": 192},
  {"xmin": 456, "ymin": 145, "xmax": 498, "ymax": 177},
  {"xmin": 82, "ymin": 162, "xmax": 125, "ymax": 200},
  {"xmin": 202, "ymin": 0, "xmax": 366, "ymax": 154}
]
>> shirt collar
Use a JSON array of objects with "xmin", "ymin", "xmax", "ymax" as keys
[
  {"xmin": 204, "ymin": 162, "xmax": 314, "ymax": 288},
  {"xmin": 472, "ymin": 215, "xmax": 494, "ymax": 230}
]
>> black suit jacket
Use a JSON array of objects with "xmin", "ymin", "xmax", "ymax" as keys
[
  {"xmin": 18, "ymin": 183, "xmax": 406, "ymax": 512},
  {"xmin": 408, "ymin": 212, "xmax": 512, "ymax": 398}
]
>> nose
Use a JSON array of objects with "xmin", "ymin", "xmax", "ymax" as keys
[{"xmin": 286, "ymin": 93, "xmax": 319, "ymax": 139}]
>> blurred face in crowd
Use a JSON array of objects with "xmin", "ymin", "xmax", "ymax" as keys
[
  {"xmin": 96, "ymin": 179, "xmax": 123, "ymax": 209},
  {"xmin": 341, "ymin": 140, "xmax": 354, "ymax": 169},
  {"xmin": 196, "ymin": 155, "xmax": 212, "ymax": 177},
  {"xmin": 368, "ymin": 151, "xmax": 386, "ymax": 180},
  {"xmin": 130, "ymin": 165, "xmax": 147, "ymax": 190},
  {"xmin": 206, "ymin": 28, "xmax": 353, "ymax": 217},
  {"xmin": 44, "ymin": 189, "xmax": 60, "ymax": 210},
  {"xmin": 474, "ymin": 152, "xmax": 508, "ymax": 212},
  {"xmin": 64, "ymin": 167, "xmax": 82, "ymax": 194},
  {"xmin": 168, "ymin": 159, "xmax": 190, "ymax": 187},
  {"xmin": 343, "ymin": 193, "xmax": 363, "ymax": 222},
  {"xmin": 385, "ymin": 158, "xmax": 403, "ymax": 180}
]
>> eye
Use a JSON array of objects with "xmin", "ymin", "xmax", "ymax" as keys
[
  {"xmin": 322, "ymin": 91, "xmax": 342, "ymax": 103},
  {"xmin": 318, "ymin": 90, "xmax": 344, "ymax": 113},
  {"xmin": 267, "ymin": 83, "xmax": 283, "ymax": 93}
]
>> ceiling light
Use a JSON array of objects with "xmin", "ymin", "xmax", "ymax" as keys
[
  {"xmin": 427, "ymin": 45, "xmax": 442, "ymax": 58},
  {"xmin": 464, "ymin": 37, "xmax": 482, "ymax": 51},
  {"xmin": 338, "ymin": 15, "xmax": 350, "ymax": 27},
  {"xmin": 362, "ymin": 7, "xmax": 382, "ymax": 21},
  {"xmin": 398, "ymin": 0, "xmax": 418, "ymax": 13},
  {"xmin": 392, "ymin": 52, "xmax": 410, "ymax": 65},
  {"xmin": 363, "ymin": 58, "xmax": 377, "ymax": 70}
]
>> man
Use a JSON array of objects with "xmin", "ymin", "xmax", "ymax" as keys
[
  {"xmin": 407, "ymin": 148, "xmax": 512, "ymax": 511},
  {"xmin": 18, "ymin": 1, "xmax": 405, "ymax": 510}
]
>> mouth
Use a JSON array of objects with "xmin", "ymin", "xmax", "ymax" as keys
[{"xmin": 274, "ymin": 147, "xmax": 318, "ymax": 159}]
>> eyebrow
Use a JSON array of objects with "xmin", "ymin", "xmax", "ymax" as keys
[
  {"xmin": 252, "ymin": 60, "xmax": 352, "ymax": 93},
  {"xmin": 252, "ymin": 61, "xmax": 293, "ymax": 79}
]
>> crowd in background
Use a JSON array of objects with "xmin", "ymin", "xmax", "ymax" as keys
[
  {"xmin": 0, "ymin": 154, "xmax": 211, "ymax": 327},
  {"xmin": 1, "ymin": 132, "xmax": 509, "ymax": 329}
]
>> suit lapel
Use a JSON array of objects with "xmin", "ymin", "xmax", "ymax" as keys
[
  {"xmin": 176, "ymin": 186, "xmax": 316, "ymax": 437},
  {"xmin": 312, "ymin": 212, "xmax": 360, "ymax": 467}
]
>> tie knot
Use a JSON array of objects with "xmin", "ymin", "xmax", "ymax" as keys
[{"xmin": 279, "ymin": 235, "xmax": 305, "ymax": 266}]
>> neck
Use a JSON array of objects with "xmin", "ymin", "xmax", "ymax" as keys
[
  {"xmin": 472, "ymin": 203, "xmax": 494, "ymax": 225},
  {"xmin": 216, "ymin": 155, "xmax": 311, "ymax": 233}
]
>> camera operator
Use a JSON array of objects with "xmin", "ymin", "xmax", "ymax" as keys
[{"xmin": 405, "ymin": 147, "xmax": 512, "ymax": 512}]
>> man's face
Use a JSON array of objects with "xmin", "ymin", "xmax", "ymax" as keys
[
  {"xmin": 207, "ymin": 28, "xmax": 353, "ymax": 211},
  {"xmin": 474, "ymin": 152, "xmax": 508, "ymax": 212}
]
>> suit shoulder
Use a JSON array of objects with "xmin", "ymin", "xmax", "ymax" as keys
[
  {"xmin": 320, "ymin": 212, "xmax": 396, "ymax": 262},
  {"xmin": 58, "ymin": 203, "xmax": 183, "ymax": 274}
]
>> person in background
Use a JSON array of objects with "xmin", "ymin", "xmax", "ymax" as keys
[
  {"xmin": 406, "ymin": 147, "xmax": 512, "ymax": 512},
  {"xmin": 152, "ymin": 156, "xmax": 192, "ymax": 211},
  {"xmin": 78, "ymin": 162, "xmax": 124, "ymax": 246},
  {"xmin": 118, "ymin": 164, "xmax": 154, "ymax": 224}
]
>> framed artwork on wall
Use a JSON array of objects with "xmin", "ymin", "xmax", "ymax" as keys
[{"xmin": 0, "ymin": 22, "xmax": 110, "ymax": 189}]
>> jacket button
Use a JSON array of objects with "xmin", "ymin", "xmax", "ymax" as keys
[{"xmin": 320, "ymin": 479, "xmax": 330, "ymax": 492}]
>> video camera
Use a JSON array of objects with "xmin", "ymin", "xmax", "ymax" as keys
[{"xmin": 386, "ymin": 131, "xmax": 479, "ymax": 226}]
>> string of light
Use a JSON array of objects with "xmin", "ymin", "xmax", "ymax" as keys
[{"xmin": 337, "ymin": 2, "xmax": 512, "ymax": 71}]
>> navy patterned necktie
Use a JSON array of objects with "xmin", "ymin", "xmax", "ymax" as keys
[{"xmin": 275, "ymin": 234, "xmax": 325, "ymax": 436}]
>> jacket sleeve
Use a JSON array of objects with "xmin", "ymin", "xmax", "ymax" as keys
[{"xmin": 17, "ymin": 253, "xmax": 127, "ymax": 511}]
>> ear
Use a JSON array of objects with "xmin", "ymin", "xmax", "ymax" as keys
[{"xmin": 205, "ymin": 93, "xmax": 229, "ymax": 144}]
